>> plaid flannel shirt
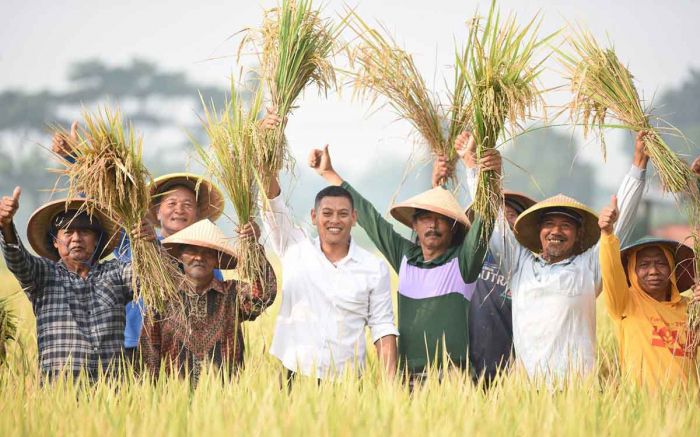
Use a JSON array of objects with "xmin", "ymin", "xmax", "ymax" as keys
[{"xmin": 1, "ymin": 226, "xmax": 133, "ymax": 379}]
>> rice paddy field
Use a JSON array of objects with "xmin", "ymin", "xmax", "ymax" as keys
[{"xmin": 1, "ymin": 258, "xmax": 699, "ymax": 437}]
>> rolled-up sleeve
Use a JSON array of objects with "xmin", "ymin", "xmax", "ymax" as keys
[{"xmin": 368, "ymin": 262, "xmax": 399, "ymax": 343}]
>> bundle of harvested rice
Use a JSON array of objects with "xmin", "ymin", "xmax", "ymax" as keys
[
  {"xmin": 195, "ymin": 82, "xmax": 266, "ymax": 283},
  {"xmin": 0, "ymin": 296, "xmax": 17, "ymax": 366},
  {"xmin": 241, "ymin": 0, "xmax": 342, "ymax": 182},
  {"xmin": 560, "ymin": 28, "xmax": 696, "ymax": 195},
  {"xmin": 461, "ymin": 1, "xmax": 551, "ymax": 239},
  {"xmin": 54, "ymin": 108, "xmax": 183, "ymax": 312},
  {"xmin": 347, "ymin": 10, "xmax": 471, "ymax": 182}
]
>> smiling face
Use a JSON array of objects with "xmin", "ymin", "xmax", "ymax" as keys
[
  {"xmin": 156, "ymin": 186, "xmax": 198, "ymax": 237},
  {"xmin": 539, "ymin": 214, "xmax": 580, "ymax": 263},
  {"xmin": 311, "ymin": 196, "xmax": 356, "ymax": 247},
  {"xmin": 635, "ymin": 246, "xmax": 672, "ymax": 300},
  {"xmin": 179, "ymin": 245, "xmax": 218, "ymax": 286},
  {"xmin": 53, "ymin": 228, "xmax": 99, "ymax": 265},
  {"xmin": 412, "ymin": 210, "xmax": 455, "ymax": 254}
]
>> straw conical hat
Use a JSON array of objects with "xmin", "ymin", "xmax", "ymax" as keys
[
  {"xmin": 161, "ymin": 219, "xmax": 238, "ymax": 269},
  {"xmin": 503, "ymin": 190, "xmax": 537, "ymax": 212},
  {"xmin": 147, "ymin": 173, "xmax": 225, "ymax": 224},
  {"xmin": 621, "ymin": 237, "xmax": 695, "ymax": 292},
  {"xmin": 513, "ymin": 193, "xmax": 599, "ymax": 254},
  {"xmin": 390, "ymin": 187, "xmax": 469, "ymax": 230},
  {"xmin": 27, "ymin": 199, "xmax": 119, "ymax": 262}
]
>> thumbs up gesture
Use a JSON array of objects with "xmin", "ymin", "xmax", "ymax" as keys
[
  {"xmin": 0, "ymin": 187, "xmax": 21, "ymax": 228},
  {"xmin": 598, "ymin": 195, "xmax": 619, "ymax": 236},
  {"xmin": 52, "ymin": 121, "xmax": 79, "ymax": 158},
  {"xmin": 308, "ymin": 145, "xmax": 343, "ymax": 186}
]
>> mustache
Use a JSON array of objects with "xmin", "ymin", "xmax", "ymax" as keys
[{"xmin": 424, "ymin": 230, "xmax": 443, "ymax": 238}]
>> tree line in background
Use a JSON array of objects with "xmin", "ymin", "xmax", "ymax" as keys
[{"xmin": 0, "ymin": 58, "xmax": 698, "ymax": 238}]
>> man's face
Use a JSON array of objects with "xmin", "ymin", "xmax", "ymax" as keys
[
  {"xmin": 156, "ymin": 186, "xmax": 198, "ymax": 237},
  {"xmin": 180, "ymin": 245, "xmax": 218, "ymax": 282},
  {"xmin": 311, "ymin": 196, "xmax": 356, "ymax": 246},
  {"xmin": 539, "ymin": 214, "xmax": 580, "ymax": 261},
  {"xmin": 504, "ymin": 204, "xmax": 519, "ymax": 229},
  {"xmin": 412, "ymin": 211, "xmax": 455, "ymax": 252},
  {"xmin": 635, "ymin": 246, "xmax": 672, "ymax": 297},
  {"xmin": 53, "ymin": 228, "xmax": 99, "ymax": 265}
]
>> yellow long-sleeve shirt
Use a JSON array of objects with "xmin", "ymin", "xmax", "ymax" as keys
[{"xmin": 599, "ymin": 233, "xmax": 698, "ymax": 390}]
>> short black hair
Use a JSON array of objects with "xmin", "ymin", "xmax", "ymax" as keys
[{"xmin": 314, "ymin": 185, "xmax": 354, "ymax": 210}]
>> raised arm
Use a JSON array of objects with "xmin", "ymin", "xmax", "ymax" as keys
[
  {"xmin": 613, "ymin": 131, "xmax": 649, "ymax": 246},
  {"xmin": 456, "ymin": 132, "xmax": 524, "ymax": 276},
  {"xmin": 309, "ymin": 145, "xmax": 413, "ymax": 272},
  {"xmin": 598, "ymin": 196, "xmax": 630, "ymax": 316},
  {"xmin": 0, "ymin": 187, "xmax": 52, "ymax": 295}
]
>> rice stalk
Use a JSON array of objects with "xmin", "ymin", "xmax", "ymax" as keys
[
  {"xmin": 0, "ymin": 296, "xmax": 17, "ymax": 366},
  {"xmin": 241, "ymin": 0, "xmax": 343, "ymax": 183},
  {"xmin": 346, "ymin": 10, "xmax": 472, "ymax": 183},
  {"xmin": 460, "ymin": 1, "xmax": 551, "ymax": 240},
  {"xmin": 560, "ymin": 27, "xmax": 696, "ymax": 196},
  {"xmin": 194, "ymin": 81, "xmax": 266, "ymax": 284},
  {"xmin": 53, "ymin": 107, "xmax": 183, "ymax": 312}
]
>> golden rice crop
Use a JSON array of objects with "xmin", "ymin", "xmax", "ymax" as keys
[
  {"xmin": 241, "ymin": 0, "xmax": 343, "ymax": 183},
  {"xmin": 194, "ymin": 81, "xmax": 266, "ymax": 283},
  {"xmin": 346, "ymin": 10, "xmax": 471, "ymax": 185},
  {"xmin": 461, "ymin": 1, "xmax": 551, "ymax": 240},
  {"xmin": 53, "ymin": 107, "xmax": 183, "ymax": 312},
  {"xmin": 0, "ymin": 295, "xmax": 17, "ymax": 366}
]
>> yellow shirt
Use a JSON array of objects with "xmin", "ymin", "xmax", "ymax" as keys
[{"xmin": 599, "ymin": 234, "xmax": 698, "ymax": 390}]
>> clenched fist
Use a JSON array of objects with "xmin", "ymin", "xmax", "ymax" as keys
[{"xmin": 598, "ymin": 195, "xmax": 618, "ymax": 236}]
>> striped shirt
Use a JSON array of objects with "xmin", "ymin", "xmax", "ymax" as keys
[{"xmin": 1, "ymin": 227, "xmax": 133, "ymax": 379}]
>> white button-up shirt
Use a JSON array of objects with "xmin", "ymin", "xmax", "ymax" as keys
[
  {"xmin": 262, "ymin": 194, "xmax": 399, "ymax": 379},
  {"xmin": 467, "ymin": 166, "xmax": 645, "ymax": 380}
]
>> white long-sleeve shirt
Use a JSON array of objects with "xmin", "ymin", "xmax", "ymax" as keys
[
  {"xmin": 261, "ymin": 194, "xmax": 399, "ymax": 379},
  {"xmin": 466, "ymin": 165, "xmax": 646, "ymax": 380}
]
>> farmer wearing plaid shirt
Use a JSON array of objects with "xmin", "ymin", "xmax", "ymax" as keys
[{"xmin": 0, "ymin": 187, "xmax": 156, "ymax": 379}]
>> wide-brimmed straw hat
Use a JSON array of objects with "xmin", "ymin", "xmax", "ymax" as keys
[
  {"xmin": 147, "ymin": 173, "xmax": 225, "ymax": 224},
  {"xmin": 161, "ymin": 219, "xmax": 238, "ymax": 269},
  {"xmin": 390, "ymin": 187, "xmax": 469, "ymax": 231},
  {"xmin": 27, "ymin": 198, "xmax": 119, "ymax": 261},
  {"xmin": 503, "ymin": 190, "xmax": 537, "ymax": 213},
  {"xmin": 621, "ymin": 237, "xmax": 695, "ymax": 292},
  {"xmin": 513, "ymin": 193, "xmax": 599, "ymax": 255}
]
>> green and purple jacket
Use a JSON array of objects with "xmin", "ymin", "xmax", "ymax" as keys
[{"xmin": 342, "ymin": 182, "xmax": 489, "ymax": 373}]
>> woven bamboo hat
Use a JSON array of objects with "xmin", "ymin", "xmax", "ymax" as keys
[
  {"xmin": 161, "ymin": 219, "xmax": 238, "ymax": 269},
  {"xmin": 390, "ymin": 186, "xmax": 469, "ymax": 231},
  {"xmin": 621, "ymin": 237, "xmax": 695, "ymax": 292},
  {"xmin": 503, "ymin": 190, "xmax": 537, "ymax": 213},
  {"xmin": 513, "ymin": 193, "xmax": 599, "ymax": 254},
  {"xmin": 27, "ymin": 198, "xmax": 119, "ymax": 261},
  {"xmin": 147, "ymin": 173, "xmax": 225, "ymax": 224}
]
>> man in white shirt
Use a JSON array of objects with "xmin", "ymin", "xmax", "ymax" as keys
[
  {"xmin": 457, "ymin": 131, "xmax": 649, "ymax": 382},
  {"xmin": 261, "ymin": 168, "xmax": 399, "ymax": 381}
]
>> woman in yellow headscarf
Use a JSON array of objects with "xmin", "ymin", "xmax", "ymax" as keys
[{"xmin": 598, "ymin": 196, "xmax": 700, "ymax": 390}]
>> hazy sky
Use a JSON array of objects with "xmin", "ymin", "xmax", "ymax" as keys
[{"xmin": 1, "ymin": 0, "xmax": 699, "ymax": 211}]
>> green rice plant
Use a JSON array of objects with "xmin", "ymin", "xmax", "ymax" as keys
[
  {"xmin": 460, "ymin": 0, "xmax": 552, "ymax": 240},
  {"xmin": 0, "ymin": 296, "xmax": 17, "ymax": 366},
  {"xmin": 194, "ymin": 81, "xmax": 266, "ymax": 283},
  {"xmin": 53, "ymin": 108, "xmax": 183, "ymax": 312},
  {"xmin": 346, "ymin": 10, "xmax": 471, "ymax": 185},
  {"xmin": 241, "ymin": 0, "xmax": 343, "ymax": 183}
]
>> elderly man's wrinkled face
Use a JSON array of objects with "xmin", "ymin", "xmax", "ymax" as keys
[
  {"xmin": 635, "ymin": 246, "xmax": 672, "ymax": 299},
  {"xmin": 180, "ymin": 245, "xmax": 218, "ymax": 283},
  {"xmin": 53, "ymin": 228, "xmax": 99, "ymax": 265},
  {"xmin": 413, "ymin": 211, "xmax": 455, "ymax": 253},
  {"xmin": 157, "ymin": 186, "xmax": 198, "ymax": 237},
  {"xmin": 539, "ymin": 214, "xmax": 580, "ymax": 262}
]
